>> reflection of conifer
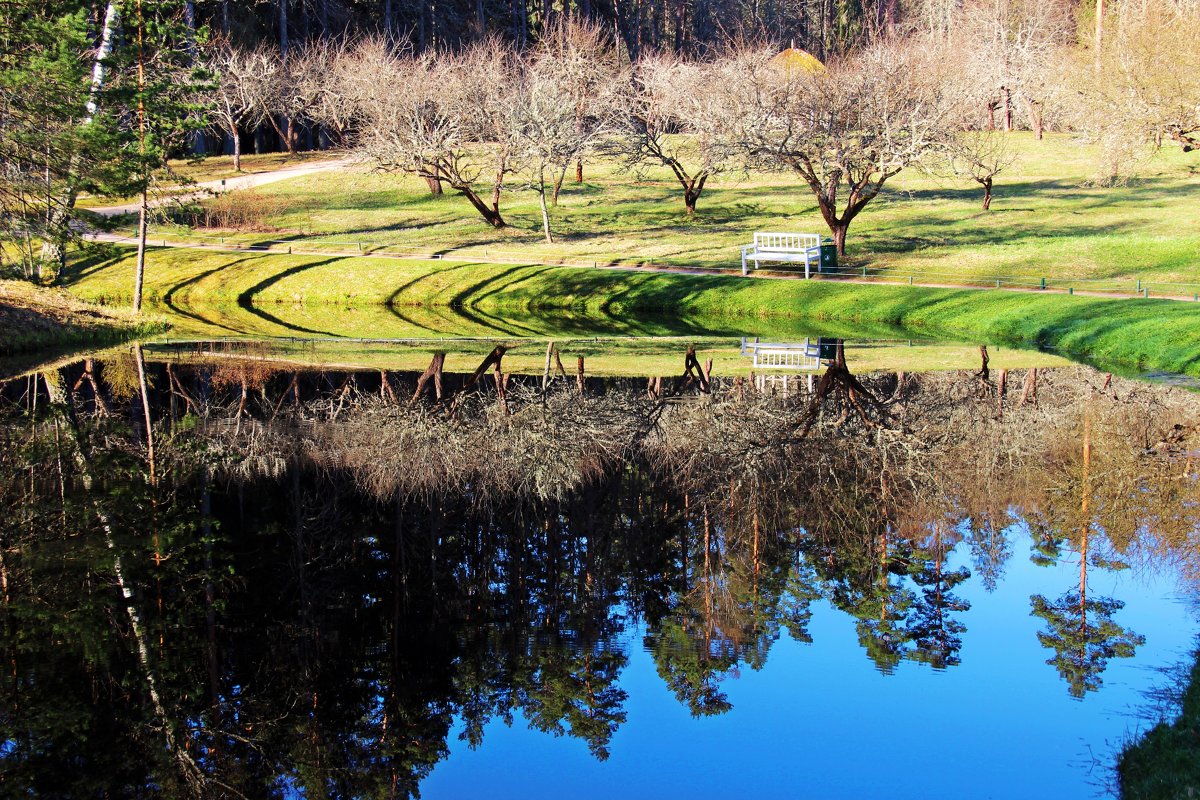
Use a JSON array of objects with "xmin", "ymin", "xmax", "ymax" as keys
[
  {"xmin": 965, "ymin": 515, "xmax": 1011, "ymax": 592},
  {"xmin": 522, "ymin": 647, "xmax": 629, "ymax": 760},
  {"xmin": 1030, "ymin": 592, "xmax": 1145, "ymax": 699},
  {"xmin": 647, "ymin": 619, "xmax": 734, "ymax": 717}
]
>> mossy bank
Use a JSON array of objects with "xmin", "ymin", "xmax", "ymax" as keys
[{"xmin": 0, "ymin": 280, "xmax": 166, "ymax": 355}]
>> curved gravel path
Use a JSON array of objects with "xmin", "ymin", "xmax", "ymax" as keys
[{"xmin": 87, "ymin": 157, "xmax": 355, "ymax": 217}]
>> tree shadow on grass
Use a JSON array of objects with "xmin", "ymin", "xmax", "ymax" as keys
[
  {"xmin": 235, "ymin": 257, "xmax": 346, "ymax": 336},
  {"xmin": 162, "ymin": 256, "xmax": 259, "ymax": 335},
  {"xmin": 856, "ymin": 215, "xmax": 1143, "ymax": 256}
]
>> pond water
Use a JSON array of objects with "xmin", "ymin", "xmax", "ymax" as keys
[{"xmin": 1, "ymin": 335, "xmax": 1196, "ymax": 799}]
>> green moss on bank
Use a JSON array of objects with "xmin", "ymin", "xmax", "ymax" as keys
[
  {"xmin": 0, "ymin": 280, "xmax": 166, "ymax": 355},
  {"xmin": 1119, "ymin": 649, "xmax": 1200, "ymax": 799},
  {"xmin": 66, "ymin": 247, "xmax": 1200, "ymax": 377}
]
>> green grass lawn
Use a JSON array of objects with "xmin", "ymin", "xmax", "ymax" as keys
[
  {"xmin": 118, "ymin": 133, "xmax": 1200, "ymax": 290},
  {"xmin": 64, "ymin": 246, "xmax": 1200, "ymax": 377}
]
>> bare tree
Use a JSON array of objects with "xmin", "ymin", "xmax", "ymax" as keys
[
  {"xmin": 353, "ymin": 39, "xmax": 515, "ymax": 228},
  {"xmin": 942, "ymin": 129, "xmax": 1016, "ymax": 210},
  {"xmin": 1070, "ymin": 1, "xmax": 1200, "ymax": 180},
  {"xmin": 715, "ymin": 42, "xmax": 956, "ymax": 255},
  {"xmin": 502, "ymin": 29, "xmax": 620, "ymax": 242},
  {"xmin": 296, "ymin": 36, "xmax": 360, "ymax": 148},
  {"xmin": 260, "ymin": 43, "xmax": 323, "ymax": 154},
  {"xmin": 954, "ymin": 0, "xmax": 1074, "ymax": 137},
  {"xmin": 501, "ymin": 69, "xmax": 580, "ymax": 243},
  {"xmin": 204, "ymin": 41, "xmax": 271, "ymax": 171},
  {"xmin": 617, "ymin": 54, "xmax": 729, "ymax": 217},
  {"xmin": 533, "ymin": 20, "xmax": 622, "ymax": 200}
]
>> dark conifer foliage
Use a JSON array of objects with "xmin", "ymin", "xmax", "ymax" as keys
[{"xmin": 202, "ymin": 0, "xmax": 902, "ymax": 57}]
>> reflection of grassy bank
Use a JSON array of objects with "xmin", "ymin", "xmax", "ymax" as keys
[
  {"xmin": 1119, "ymin": 648, "xmax": 1200, "ymax": 799},
  {"xmin": 0, "ymin": 280, "xmax": 165, "ymax": 355},
  {"xmin": 68, "ymin": 247, "xmax": 1200, "ymax": 377},
  {"xmin": 138, "ymin": 337, "xmax": 1069, "ymax": 377}
]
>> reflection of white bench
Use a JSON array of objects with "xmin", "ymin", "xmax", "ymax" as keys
[
  {"xmin": 740, "ymin": 337, "xmax": 822, "ymax": 370},
  {"xmin": 741, "ymin": 232, "xmax": 822, "ymax": 277}
]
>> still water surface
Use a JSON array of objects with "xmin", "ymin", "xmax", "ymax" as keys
[{"xmin": 1, "ymin": 337, "xmax": 1196, "ymax": 798}]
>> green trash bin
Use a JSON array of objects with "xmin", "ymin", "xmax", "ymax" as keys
[{"xmin": 818, "ymin": 238, "xmax": 838, "ymax": 274}]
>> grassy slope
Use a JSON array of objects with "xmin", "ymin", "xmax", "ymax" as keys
[
  {"xmin": 0, "ymin": 280, "xmax": 165, "ymax": 354},
  {"xmin": 66, "ymin": 247, "xmax": 1200, "ymax": 376},
  {"xmin": 1118, "ymin": 649, "xmax": 1200, "ymax": 799},
  {"xmin": 120, "ymin": 133, "xmax": 1200, "ymax": 289}
]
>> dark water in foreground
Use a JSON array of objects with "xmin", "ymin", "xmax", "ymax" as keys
[{"xmin": 1, "ymin": 342, "xmax": 1197, "ymax": 798}]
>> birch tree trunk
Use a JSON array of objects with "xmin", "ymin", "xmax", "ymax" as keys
[
  {"xmin": 134, "ymin": 0, "xmax": 148, "ymax": 315},
  {"xmin": 39, "ymin": 2, "xmax": 121, "ymax": 278}
]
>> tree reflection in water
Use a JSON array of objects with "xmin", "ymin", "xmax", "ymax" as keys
[{"xmin": 1, "ymin": 351, "xmax": 1198, "ymax": 797}]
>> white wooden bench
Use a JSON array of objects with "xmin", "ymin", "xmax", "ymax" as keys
[
  {"xmin": 741, "ymin": 232, "xmax": 822, "ymax": 277},
  {"xmin": 740, "ymin": 337, "xmax": 822, "ymax": 371}
]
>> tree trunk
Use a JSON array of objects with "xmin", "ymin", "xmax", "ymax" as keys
[
  {"xmin": 278, "ymin": 0, "xmax": 289, "ymax": 54},
  {"xmin": 1030, "ymin": 104, "xmax": 1044, "ymax": 140},
  {"xmin": 832, "ymin": 224, "xmax": 847, "ymax": 257},
  {"xmin": 410, "ymin": 353, "xmax": 446, "ymax": 403},
  {"xmin": 682, "ymin": 174, "xmax": 707, "ymax": 217},
  {"xmin": 425, "ymin": 176, "xmax": 443, "ymax": 195},
  {"xmin": 1019, "ymin": 368, "xmax": 1037, "ymax": 405},
  {"xmin": 537, "ymin": 174, "xmax": 553, "ymax": 244},
  {"xmin": 551, "ymin": 161, "xmax": 569, "ymax": 206},
  {"xmin": 134, "ymin": 189, "xmax": 149, "ymax": 314},
  {"xmin": 575, "ymin": 158, "xmax": 583, "ymax": 183},
  {"xmin": 461, "ymin": 347, "xmax": 507, "ymax": 394},
  {"xmin": 282, "ymin": 116, "xmax": 296, "ymax": 154},
  {"xmin": 458, "ymin": 185, "xmax": 506, "ymax": 228},
  {"xmin": 232, "ymin": 127, "xmax": 242, "ymax": 172},
  {"xmin": 134, "ymin": 4, "xmax": 147, "ymax": 315},
  {"xmin": 981, "ymin": 177, "xmax": 993, "ymax": 211}
]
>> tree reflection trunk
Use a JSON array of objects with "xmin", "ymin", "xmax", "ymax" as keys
[
  {"xmin": 47, "ymin": 371, "xmax": 204, "ymax": 793},
  {"xmin": 411, "ymin": 353, "xmax": 446, "ymax": 404},
  {"xmin": 1079, "ymin": 409, "xmax": 1092, "ymax": 631}
]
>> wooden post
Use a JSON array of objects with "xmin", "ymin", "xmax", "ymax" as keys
[{"xmin": 576, "ymin": 356, "xmax": 585, "ymax": 394}]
